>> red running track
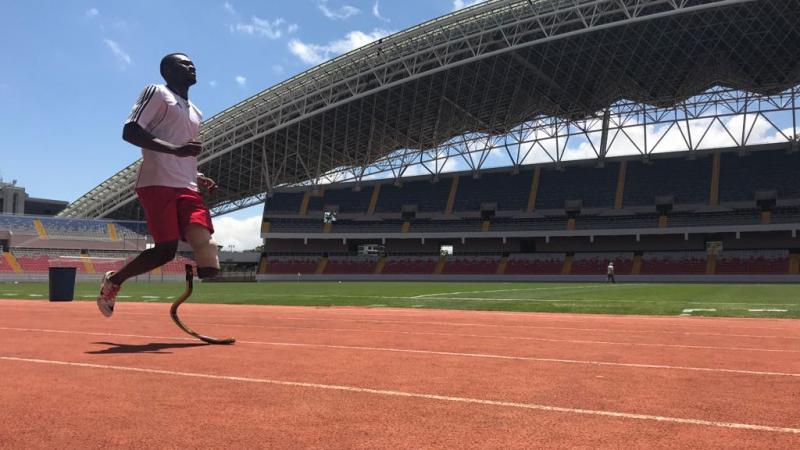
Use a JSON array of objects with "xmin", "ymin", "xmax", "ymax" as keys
[{"xmin": 0, "ymin": 299, "xmax": 798, "ymax": 449}]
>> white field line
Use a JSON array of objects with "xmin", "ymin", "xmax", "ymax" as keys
[
  {"xmin": 0, "ymin": 326, "xmax": 797, "ymax": 378},
  {"xmin": 409, "ymin": 285, "xmax": 621, "ymax": 299},
  {"xmin": 1, "ymin": 356, "xmax": 798, "ymax": 435}
]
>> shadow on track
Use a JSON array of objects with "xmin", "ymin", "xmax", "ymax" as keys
[{"xmin": 86, "ymin": 342, "xmax": 209, "ymax": 354}]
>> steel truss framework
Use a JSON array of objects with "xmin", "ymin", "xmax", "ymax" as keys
[{"xmin": 60, "ymin": 0, "xmax": 800, "ymax": 219}]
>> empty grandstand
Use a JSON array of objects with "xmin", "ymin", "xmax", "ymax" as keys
[{"xmin": 44, "ymin": 0, "xmax": 800, "ymax": 282}]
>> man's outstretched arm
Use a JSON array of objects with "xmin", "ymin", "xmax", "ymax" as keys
[{"xmin": 122, "ymin": 122, "xmax": 201, "ymax": 157}]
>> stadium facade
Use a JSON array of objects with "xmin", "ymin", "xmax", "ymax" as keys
[{"xmin": 6, "ymin": 0, "xmax": 795, "ymax": 281}]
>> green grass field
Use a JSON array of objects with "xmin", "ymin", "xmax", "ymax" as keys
[{"xmin": 1, "ymin": 280, "xmax": 799, "ymax": 318}]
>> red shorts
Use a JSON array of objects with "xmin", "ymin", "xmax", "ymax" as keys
[{"xmin": 135, "ymin": 186, "xmax": 214, "ymax": 243}]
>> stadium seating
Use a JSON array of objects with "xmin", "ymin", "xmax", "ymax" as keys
[
  {"xmin": 308, "ymin": 187, "xmax": 373, "ymax": 214},
  {"xmin": 454, "ymin": 170, "xmax": 533, "ymax": 212},
  {"xmin": 575, "ymin": 214, "xmax": 660, "ymax": 230},
  {"xmin": 265, "ymin": 256, "xmax": 320, "ymax": 274},
  {"xmin": 640, "ymin": 251, "xmax": 707, "ymax": 274},
  {"xmin": 536, "ymin": 164, "xmax": 618, "ymax": 210},
  {"xmin": 715, "ymin": 249, "xmax": 790, "ymax": 274},
  {"xmin": 113, "ymin": 221, "xmax": 150, "ymax": 241},
  {"xmin": 624, "ymin": 157, "xmax": 711, "ymax": 206},
  {"xmin": 375, "ymin": 179, "xmax": 451, "ymax": 213},
  {"xmin": 264, "ymin": 192, "xmax": 305, "ymax": 214},
  {"xmin": 771, "ymin": 207, "xmax": 800, "ymax": 224},
  {"xmin": 666, "ymin": 209, "xmax": 760, "ymax": 227},
  {"xmin": 324, "ymin": 256, "xmax": 378, "ymax": 274},
  {"xmin": 442, "ymin": 255, "xmax": 501, "ymax": 274},
  {"xmin": 504, "ymin": 253, "xmax": 565, "ymax": 275},
  {"xmin": 0, "ymin": 215, "xmax": 37, "ymax": 234},
  {"xmin": 489, "ymin": 217, "xmax": 567, "ymax": 231},
  {"xmin": 381, "ymin": 256, "xmax": 439, "ymax": 274},
  {"xmin": 268, "ymin": 219, "xmax": 324, "ymax": 233},
  {"xmin": 571, "ymin": 253, "xmax": 634, "ymax": 275},
  {"xmin": 39, "ymin": 217, "xmax": 109, "ymax": 240},
  {"xmin": 331, "ymin": 220, "xmax": 405, "ymax": 233},
  {"xmin": 0, "ymin": 254, "xmax": 14, "ymax": 273},
  {"xmin": 719, "ymin": 151, "xmax": 800, "ymax": 203}
]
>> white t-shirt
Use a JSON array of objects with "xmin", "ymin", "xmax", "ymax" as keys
[
  {"xmin": 607, "ymin": 264, "xmax": 614, "ymax": 275},
  {"xmin": 125, "ymin": 84, "xmax": 203, "ymax": 190}
]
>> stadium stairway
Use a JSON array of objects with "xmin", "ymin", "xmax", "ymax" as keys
[
  {"xmin": 561, "ymin": 255, "xmax": 573, "ymax": 275},
  {"xmin": 614, "ymin": 161, "xmax": 627, "ymax": 210},
  {"xmin": 435, "ymin": 256, "xmax": 447, "ymax": 274},
  {"xmin": 367, "ymin": 184, "xmax": 381, "ymax": 215},
  {"xmin": 80, "ymin": 254, "xmax": 95, "ymax": 274},
  {"xmin": 315, "ymin": 257, "xmax": 328, "ymax": 274},
  {"xmin": 3, "ymin": 252, "xmax": 22, "ymax": 273},
  {"xmin": 33, "ymin": 219, "xmax": 48, "ymax": 240},
  {"xmin": 374, "ymin": 256, "xmax": 386, "ymax": 274},
  {"xmin": 706, "ymin": 253, "xmax": 717, "ymax": 275},
  {"xmin": 107, "ymin": 223, "xmax": 119, "ymax": 241},
  {"xmin": 445, "ymin": 176, "xmax": 459, "ymax": 214},
  {"xmin": 790, "ymin": 254, "xmax": 800, "ymax": 275},
  {"xmin": 496, "ymin": 256, "xmax": 508, "ymax": 275},
  {"xmin": 632, "ymin": 255, "xmax": 643, "ymax": 275}
]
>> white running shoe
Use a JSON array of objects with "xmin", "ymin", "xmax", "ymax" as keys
[{"xmin": 97, "ymin": 271, "xmax": 121, "ymax": 317}]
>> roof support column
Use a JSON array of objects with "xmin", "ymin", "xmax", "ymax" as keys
[{"xmin": 599, "ymin": 108, "xmax": 611, "ymax": 159}]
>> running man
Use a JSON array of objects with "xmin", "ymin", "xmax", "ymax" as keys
[{"xmin": 97, "ymin": 53, "xmax": 220, "ymax": 317}]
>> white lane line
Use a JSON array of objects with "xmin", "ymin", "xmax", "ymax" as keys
[
  {"xmin": 236, "ymin": 341, "xmax": 800, "ymax": 378},
  {"xmin": 749, "ymin": 309, "xmax": 788, "ymax": 313},
  {"xmin": 1, "ymin": 356, "xmax": 798, "ymax": 435},
  {"xmin": 269, "ymin": 316, "xmax": 800, "ymax": 340},
  {"xmin": 186, "ymin": 323, "xmax": 800, "ymax": 354},
  {"xmin": 0, "ymin": 326, "xmax": 796, "ymax": 378}
]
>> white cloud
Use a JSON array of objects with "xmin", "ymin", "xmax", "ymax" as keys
[
  {"xmin": 103, "ymin": 39, "xmax": 132, "ymax": 68},
  {"xmin": 317, "ymin": 0, "xmax": 360, "ymax": 20},
  {"xmin": 209, "ymin": 80, "xmax": 218, "ymax": 88},
  {"xmin": 85, "ymin": 8, "xmax": 99, "ymax": 18},
  {"xmin": 288, "ymin": 29, "xmax": 391, "ymax": 65},
  {"xmin": 212, "ymin": 215, "xmax": 263, "ymax": 251},
  {"xmin": 453, "ymin": 0, "xmax": 483, "ymax": 10},
  {"xmin": 230, "ymin": 16, "xmax": 296, "ymax": 40},
  {"xmin": 372, "ymin": 1, "xmax": 390, "ymax": 22},
  {"xmin": 223, "ymin": 2, "xmax": 236, "ymax": 15},
  {"xmin": 235, "ymin": 75, "xmax": 247, "ymax": 86},
  {"xmin": 272, "ymin": 64, "xmax": 284, "ymax": 74}
]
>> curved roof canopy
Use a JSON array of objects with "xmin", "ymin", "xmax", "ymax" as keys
[{"xmin": 61, "ymin": 0, "xmax": 800, "ymax": 219}]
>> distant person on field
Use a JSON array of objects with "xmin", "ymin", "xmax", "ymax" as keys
[
  {"xmin": 606, "ymin": 261, "xmax": 615, "ymax": 284},
  {"xmin": 97, "ymin": 53, "xmax": 220, "ymax": 317}
]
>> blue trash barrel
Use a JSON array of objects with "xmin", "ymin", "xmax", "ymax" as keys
[{"xmin": 49, "ymin": 267, "xmax": 77, "ymax": 301}]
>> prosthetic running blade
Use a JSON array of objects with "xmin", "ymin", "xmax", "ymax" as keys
[{"xmin": 170, "ymin": 264, "xmax": 235, "ymax": 345}]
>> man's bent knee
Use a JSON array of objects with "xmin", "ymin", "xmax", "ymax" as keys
[{"xmin": 153, "ymin": 241, "xmax": 179, "ymax": 265}]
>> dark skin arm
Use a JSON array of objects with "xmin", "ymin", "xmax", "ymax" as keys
[{"xmin": 122, "ymin": 122, "xmax": 202, "ymax": 157}]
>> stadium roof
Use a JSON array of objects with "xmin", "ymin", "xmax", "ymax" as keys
[{"xmin": 61, "ymin": 0, "xmax": 800, "ymax": 219}]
